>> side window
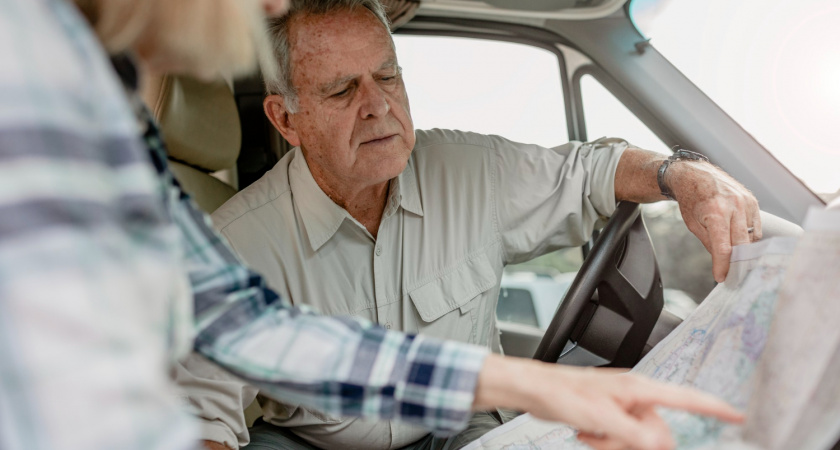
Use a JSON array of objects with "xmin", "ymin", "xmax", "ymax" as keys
[
  {"xmin": 393, "ymin": 34, "xmax": 582, "ymax": 327},
  {"xmin": 579, "ymin": 74, "xmax": 669, "ymax": 155},
  {"xmin": 579, "ymin": 73, "xmax": 714, "ymax": 314},
  {"xmin": 496, "ymin": 287, "xmax": 539, "ymax": 328},
  {"xmin": 393, "ymin": 35, "xmax": 568, "ymax": 148}
]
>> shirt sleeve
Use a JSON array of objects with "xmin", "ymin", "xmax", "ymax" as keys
[
  {"xmin": 174, "ymin": 354, "xmax": 260, "ymax": 448},
  {"xmin": 490, "ymin": 136, "xmax": 628, "ymax": 264},
  {"xmin": 173, "ymin": 179, "xmax": 489, "ymax": 438}
]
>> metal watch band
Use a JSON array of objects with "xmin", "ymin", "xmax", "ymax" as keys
[{"xmin": 657, "ymin": 149, "xmax": 709, "ymax": 200}]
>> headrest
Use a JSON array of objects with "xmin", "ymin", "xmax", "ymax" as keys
[{"xmin": 141, "ymin": 74, "xmax": 241, "ymax": 172}]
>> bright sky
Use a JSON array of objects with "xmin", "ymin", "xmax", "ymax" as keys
[
  {"xmin": 632, "ymin": 0, "xmax": 840, "ymax": 195},
  {"xmin": 395, "ymin": 0, "xmax": 839, "ymax": 196}
]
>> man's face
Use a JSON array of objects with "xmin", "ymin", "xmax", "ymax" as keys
[{"xmin": 276, "ymin": 9, "xmax": 415, "ymax": 191}]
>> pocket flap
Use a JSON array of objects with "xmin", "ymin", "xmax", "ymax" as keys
[{"xmin": 408, "ymin": 253, "xmax": 497, "ymax": 322}]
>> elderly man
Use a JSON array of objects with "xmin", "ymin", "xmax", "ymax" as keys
[
  {"xmin": 1, "ymin": 1, "xmax": 740, "ymax": 450},
  {"xmin": 183, "ymin": 0, "xmax": 760, "ymax": 449}
]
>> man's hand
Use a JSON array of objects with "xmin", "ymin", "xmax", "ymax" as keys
[
  {"xmin": 474, "ymin": 355, "xmax": 744, "ymax": 450},
  {"xmin": 614, "ymin": 147, "xmax": 760, "ymax": 282},
  {"xmin": 202, "ymin": 441, "xmax": 232, "ymax": 450},
  {"xmin": 666, "ymin": 161, "xmax": 761, "ymax": 282}
]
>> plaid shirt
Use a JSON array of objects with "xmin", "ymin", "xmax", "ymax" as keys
[
  {"xmin": 0, "ymin": 1, "xmax": 487, "ymax": 449},
  {"xmin": 138, "ymin": 73, "xmax": 488, "ymax": 438}
]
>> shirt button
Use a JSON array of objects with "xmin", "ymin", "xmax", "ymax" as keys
[
  {"xmin": 385, "ymin": 323, "xmax": 391, "ymax": 329},
  {"xmin": 375, "ymin": 245, "xmax": 382, "ymax": 256}
]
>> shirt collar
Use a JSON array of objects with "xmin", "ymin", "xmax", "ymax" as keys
[
  {"xmin": 394, "ymin": 157, "xmax": 424, "ymax": 217},
  {"xmin": 289, "ymin": 148, "xmax": 425, "ymax": 251},
  {"xmin": 288, "ymin": 148, "xmax": 350, "ymax": 251}
]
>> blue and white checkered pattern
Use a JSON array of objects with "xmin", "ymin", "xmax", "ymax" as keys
[
  {"xmin": 0, "ymin": 1, "xmax": 487, "ymax": 448},
  {"xmin": 146, "ymin": 69, "xmax": 488, "ymax": 443}
]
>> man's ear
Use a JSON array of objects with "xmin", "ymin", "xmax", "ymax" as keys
[{"xmin": 263, "ymin": 94, "xmax": 301, "ymax": 147}]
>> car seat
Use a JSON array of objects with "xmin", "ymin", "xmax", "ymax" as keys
[{"xmin": 140, "ymin": 74, "xmax": 241, "ymax": 212}]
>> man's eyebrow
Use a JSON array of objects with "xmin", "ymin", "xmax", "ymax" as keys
[
  {"xmin": 318, "ymin": 74, "xmax": 357, "ymax": 96},
  {"xmin": 317, "ymin": 59, "xmax": 401, "ymax": 96},
  {"xmin": 379, "ymin": 59, "xmax": 399, "ymax": 72}
]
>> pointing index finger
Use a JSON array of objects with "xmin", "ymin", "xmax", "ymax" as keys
[{"xmin": 634, "ymin": 380, "xmax": 745, "ymax": 424}]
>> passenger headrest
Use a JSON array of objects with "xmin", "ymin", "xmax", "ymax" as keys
[{"xmin": 140, "ymin": 74, "xmax": 241, "ymax": 172}]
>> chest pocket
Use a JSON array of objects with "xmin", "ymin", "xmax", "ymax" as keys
[{"xmin": 408, "ymin": 251, "xmax": 497, "ymax": 345}]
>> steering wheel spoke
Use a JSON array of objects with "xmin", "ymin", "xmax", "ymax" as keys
[{"xmin": 533, "ymin": 202, "xmax": 668, "ymax": 368}]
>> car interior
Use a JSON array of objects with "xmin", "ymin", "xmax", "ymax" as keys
[{"xmin": 139, "ymin": 0, "xmax": 822, "ymax": 436}]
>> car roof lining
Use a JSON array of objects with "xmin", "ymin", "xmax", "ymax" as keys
[{"xmin": 417, "ymin": 0, "xmax": 626, "ymax": 22}]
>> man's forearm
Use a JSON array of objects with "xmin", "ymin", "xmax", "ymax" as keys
[
  {"xmin": 613, "ymin": 146, "xmax": 737, "ymax": 205},
  {"xmin": 613, "ymin": 147, "xmax": 669, "ymax": 203}
]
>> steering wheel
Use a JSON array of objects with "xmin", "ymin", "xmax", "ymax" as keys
[{"xmin": 532, "ymin": 202, "xmax": 668, "ymax": 368}]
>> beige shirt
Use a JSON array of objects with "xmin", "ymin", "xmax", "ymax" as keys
[{"xmin": 180, "ymin": 129, "xmax": 626, "ymax": 449}]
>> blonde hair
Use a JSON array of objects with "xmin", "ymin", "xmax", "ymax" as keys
[
  {"xmin": 74, "ymin": 0, "xmax": 276, "ymax": 80},
  {"xmin": 73, "ymin": 0, "xmax": 154, "ymax": 53}
]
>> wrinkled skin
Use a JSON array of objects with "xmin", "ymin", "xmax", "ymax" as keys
[
  {"xmin": 614, "ymin": 147, "xmax": 761, "ymax": 282},
  {"xmin": 263, "ymin": 8, "xmax": 415, "ymax": 235}
]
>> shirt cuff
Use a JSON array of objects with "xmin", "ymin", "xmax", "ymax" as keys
[
  {"xmin": 585, "ymin": 137, "xmax": 629, "ymax": 217},
  {"xmin": 196, "ymin": 419, "xmax": 242, "ymax": 449},
  {"xmin": 401, "ymin": 336, "xmax": 490, "ymax": 436}
]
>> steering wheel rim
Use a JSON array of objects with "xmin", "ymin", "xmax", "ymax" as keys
[{"xmin": 532, "ymin": 201, "xmax": 647, "ymax": 364}]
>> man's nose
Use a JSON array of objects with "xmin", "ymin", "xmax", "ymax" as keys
[{"xmin": 358, "ymin": 80, "xmax": 390, "ymax": 119}]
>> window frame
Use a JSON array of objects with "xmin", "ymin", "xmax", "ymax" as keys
[
  {"xmin": 572, "ymin": 64, "xmax": 678, "ymax": 148},
  {"xmin": 394, "ymin": 16, "xmax": 578, "ymax": 141}
]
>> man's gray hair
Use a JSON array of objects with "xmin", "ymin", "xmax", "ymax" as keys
[{"xmin": 263, "ymin": 0, "xmax": 391, "ymax": 113}]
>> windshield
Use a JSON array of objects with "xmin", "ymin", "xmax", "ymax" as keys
[{"xmin": 630, "ymin": 0, "xmax": 840, "ymax": 201}]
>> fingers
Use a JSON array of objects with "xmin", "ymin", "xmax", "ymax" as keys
[
  {"xmin": 730, "ymin": 208, "xmax": 751, "ymax": 247},
  {"xmin": 579, "ymin": 401, "xmax": 674, "ymax": 450},
  {"xmin": 750, "ymin": 207, "xmax": 762, "ymax": 242},
  {"xmin": 703, "ymin": 214, "xmax": 733, "ymax": 282},
  {"xmin": 670, "ymin": 162, "xmax": 762, "ymax": 280},
  {"xmin": 578, "ymin": 433, "xmax": 635, "ymax": 450},
  {"xmin": 630, "ymin": 378, "xmax": 745, "ymax": 424},
  {"xmin": 578, "ymin": 406, "xmax": 674, "ymax": 450}
]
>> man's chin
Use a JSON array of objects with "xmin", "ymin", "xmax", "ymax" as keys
[{"xmin": 360, "ymin": 153, "xmax": 411, "ymax": 183}]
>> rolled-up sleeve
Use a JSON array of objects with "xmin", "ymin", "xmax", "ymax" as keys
[
  {"xmin": 490, "ymin": 136, "xmax": 627, "ymax": 264},
  {"xmin": 174, "ymin": 354, "xmax": 260, "ymax": 448}
]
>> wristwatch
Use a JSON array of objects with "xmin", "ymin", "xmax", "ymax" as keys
[{"xmin": 657, "ymin": 149, "xmax": 710, "ymax": 200}]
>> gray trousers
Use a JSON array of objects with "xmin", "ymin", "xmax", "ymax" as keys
[{"xmin": 246, "ymin": 410, "xmax": 519, "ymax": 450}]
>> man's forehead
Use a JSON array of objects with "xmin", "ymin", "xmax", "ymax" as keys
[
  {"xmin": 288, "ymin": 9, "xmax": 394, "ymax": 60},
  {"xmin": 288, "ymin": 9, "xmax": 395, "ymax": 83}
]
